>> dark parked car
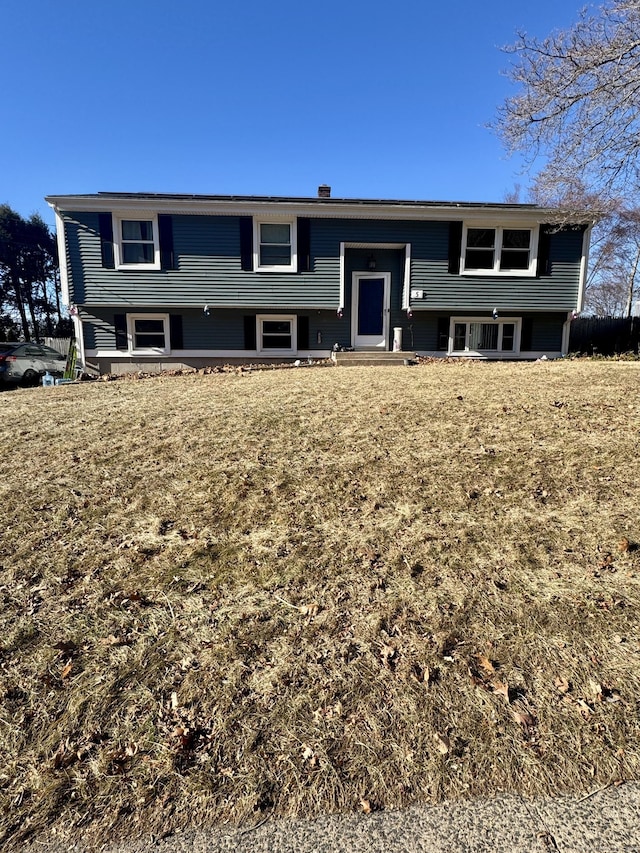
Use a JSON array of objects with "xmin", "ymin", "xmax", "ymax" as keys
[{"xmin": 0, "ymin": 342, "xmax": 67, "ymax": 386}]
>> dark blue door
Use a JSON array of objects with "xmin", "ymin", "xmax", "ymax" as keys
[{"xmin": 357, "ymin": 277, "xmax": 384, "ymax": 335}]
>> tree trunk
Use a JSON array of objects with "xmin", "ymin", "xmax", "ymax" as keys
[
  {"xmin": 10, "ymin": 275, "xmax": 30, "ymax": 340},
  {"xmin": 624, "ymin": 246, "xmax": 640, "ymax": 318},
  {"xmin": 25, "ymin": 285, "xmax": 40, "ymax": 342},
  {"xmin": 40, "ymin": 279, "xmax": 54, "ymax": 336}
]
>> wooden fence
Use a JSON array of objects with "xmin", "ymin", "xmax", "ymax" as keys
[
  {"xmin": 569, "ymin": 317, "xmax": 640, "ymax": 356},
  {"xmin": 44, "ymin": 337, "xmax": 72, "ymax": 356}
]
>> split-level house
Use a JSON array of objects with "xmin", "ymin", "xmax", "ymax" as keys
[{"xmin": 45, "ymin": 187, "xmax": 591, "ymax": 373}]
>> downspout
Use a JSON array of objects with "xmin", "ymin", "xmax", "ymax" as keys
[
  {"xmin": 48, "ymin": 203, "xmax": 86, "ymax": 369},
  {"xmin": 338, "ymin": 241, "xmax": 345, "ymax": 317},
  {"xmin": 576, "ymin": 223, "xmax": 593, "ymax": 314},
  {"xmin": 402, "ymin": 243, "xmax": 412, "ymax": 311},
  {"xmin": 561, "ymin": 312, "xmax": 572, "ymax": 356}
]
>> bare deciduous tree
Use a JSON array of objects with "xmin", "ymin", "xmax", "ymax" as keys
[
  {"xmin": 496, "ymin": 1, "xmax": 640, "ymax": 204},
  {"xmin": 588, "ymin": 207, "xmax": 640, "ymax": 315}
]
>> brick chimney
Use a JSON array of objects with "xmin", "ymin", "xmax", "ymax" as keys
[{"xmin": 317, "ymin": 184, "xmax": 331, "ymax": 198}]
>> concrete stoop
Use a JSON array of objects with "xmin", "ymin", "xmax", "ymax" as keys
[{"xmin": 332, "ymin": 351, "xmax": 417, "ymax": 366}]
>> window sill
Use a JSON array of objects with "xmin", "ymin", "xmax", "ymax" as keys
[
  {"xmin": 461, "ymin": 269, "xmax": 535, "ymax": 278},
  {"xmin": 115, "ymin": 263, "xmax": 161, "ymax": 272}
]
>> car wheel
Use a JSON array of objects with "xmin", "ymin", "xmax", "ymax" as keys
[{"xmin": 21, "ymin": 369, "xmax": 39, "ymax": 387}]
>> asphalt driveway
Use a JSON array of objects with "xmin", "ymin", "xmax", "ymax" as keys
[{"xmin": 21, "ymin": 782, "xmax": 640, "ymax": 853}]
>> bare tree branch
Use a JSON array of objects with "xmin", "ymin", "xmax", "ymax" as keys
[{"xmin": 495, "ymin": 1, "xmax": 640, "ymax": 203}]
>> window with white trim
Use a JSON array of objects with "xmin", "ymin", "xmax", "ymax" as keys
[
  {"xmin": 450, "ymin": 318, "xmax": 520, "ymax": 354},
  {"xmin": 114, "ymin": 215, "xmax": 160, "ymax": 269},
  {"xmin": 256, "ymin": 315, "xmax": 297, "ymax": 354},
  {"xmin": 462, "ymin": 226, "xmax": 537, "ymax": 276},
  {"xmin": 127, "ymin": 313, "xmax": 170, "ymax": 354},
  {"xmin": 254, "ymin": 218, "xmax": 297, "ymax": 272}
]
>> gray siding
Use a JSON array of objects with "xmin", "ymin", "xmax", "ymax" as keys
[
  {"xmin": 63, "ymin": 212, "xmax": 583, "ymax": 314},
  {"xmin": 81, "ymin": 307, "xmax": 344, "ymax": 352},
  {"xmin": 65, "ymin": 213, "xmax": 341, "ymax": 309},
  {"xmin": 409, "ymin": 226, "xmax": 583, "ymax": 312},
  {"xmin": 82, "ymin": 308, "xmax": 565, "ymax": 356}
]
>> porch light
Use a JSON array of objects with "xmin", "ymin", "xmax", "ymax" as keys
[
  {"xmin": 492, "ymin": 308, "xmax": 499, "ymax": 319},
  {"xmin": 406, "ymin": 309, "xmax": 413, "ymax": 318},
  {"xmin": 367, "ymin": 254, "xmax": 376, "ymax": 271},
  {"xmin": 337, "ymin": 308, "xmax": 343, "ymax": 318},
  {"xmin": 204, "ymin": 304, "xmax": 210, "ymax": 316}
]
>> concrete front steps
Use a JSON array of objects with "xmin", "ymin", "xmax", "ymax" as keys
[{"xmin": 331, "ymin": 351, "xmax": 417, "ymax": 366}]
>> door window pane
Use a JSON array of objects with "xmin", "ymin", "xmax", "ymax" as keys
[
  {"xmin": 357, "ymin": 278, "xmax": 384, "ymax": 336},
  {"xmin": 453, "ymin": 323, "xmax": 466, "ymax": 350},
  {"xmin": 501, "ymin": 323, "xmax": 515, "ymax": 351}
]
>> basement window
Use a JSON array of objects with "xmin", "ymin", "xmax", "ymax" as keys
[
  {"xmin": 256, "ymin": 315, "xmax": 297, "ymax": 354},
  {"xmin": 127, "ymin": 313, "xmax": 170, "ymax": 354}
]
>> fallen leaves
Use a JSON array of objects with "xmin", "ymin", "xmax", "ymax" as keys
[
  {"xmin": 359, "ymin": 798, "xmax": 372, "ymax": 814},
  {"xmin": 475, "ymin": 654, "xmax": 496, "ymax": 676},
  {"xmin": 301, "ymin": 744, "xmax": 319, "ymax": 768},
  {"xmin": 490, "ymin": 680, "xmax": 511, "ymax": 703},
  {"xmin": 433, "ymin": 733, "xmax": 450, "ymax": 755}
]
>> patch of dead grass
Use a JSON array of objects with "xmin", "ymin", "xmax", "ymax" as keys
[{"xmin": 1, "ymin": 361, "xmax": 640, "ymax": 847}]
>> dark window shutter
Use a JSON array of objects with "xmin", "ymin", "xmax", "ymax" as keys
[
  {"xmin": 244, "ymin": 315, "xmax": 256, "ymax": 349},
  {"xmin": 297, "ymin": 316, "xmax": 309, "ymax": 349},
  {"xmin": 448, "ymin": 222, "xmax": 463, "ymax": 274},
  {"xmin": 297, "ymin": 218, "xmax": 311, "ymax": 272},
  {"xmin": 537, "ymin": 226, "xmax": 551, "ymax": 277},
  {"xmin": 521, "ymin": 317, "xmax": 533, "ymax": 351},
  {"xmin": 437, "ymin": 317, "xmax": 449, "ymax": 350},
  {"xmin": 114, "ymin": 314, "xmax": 128, "ymax": 350},
  {"xmin": 169, "ymin": 314, "xmax": 183, "ymax": 350},
  {"xmin": 99, "ymin": 213, "xmax": 115, "ymax": 269},
  {"xmin": 240, "ymin": 217, "xmax": 253, "ymax": 271},
  {"xmin": 158, "ymin": 214, "xmax": 175, "ymax": 270}
]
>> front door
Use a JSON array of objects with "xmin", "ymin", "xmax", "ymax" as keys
[{"xmin": 352, "ymin": 273, "xmax": 390, "ymax": 349}]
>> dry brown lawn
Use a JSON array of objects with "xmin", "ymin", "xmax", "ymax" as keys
[{"xmin": 1, "ymin": 360, "xmax": 640, "ymax": 848}]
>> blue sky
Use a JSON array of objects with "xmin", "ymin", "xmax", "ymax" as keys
[{"xmin": 3, "ymin": 0, "xmax": 588, "ymax": 227}]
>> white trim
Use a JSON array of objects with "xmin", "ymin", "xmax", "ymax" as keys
[
  {"xmin": 339, "ymin": 242, "xmax": 346, "ymax": 312},
  {"xmin": 256, "ymin": 314, "xmax": 297, "ymax": 355},
  {"xmin": 73, "ymin": 313, "xmax": 86, "ymax": 368},
  {"xmin": 46, "ymin": 195, "xmax": 588, "ymax": 227},
  {"xmin": 402, "ymin": 243, "xmax": 412, "ymax": 310},
  {"xmin": 78, "ymin": 302, "xmax": 336, "ymax": 310},
  {"xmin": 51, "ymin": 207, "xmax": 71, "ymax": 307},
  {"xmin": 126, "ymin": 313, "xmax": 170, "ymax": 355},
  {"xmin": 561, "ymin": 313, "xmax": 572, "ymax": 356},
  {"xmin": 351, "ymin": 272, "xmax": 391, "ymax": 350},
  {"xmin": 113, "ymin": 213, "xmax": 161, "ymax": 270},
  {"xmin": 87, "ymin": 348, "xmax": 332, "ymax": 359},
  {"xmin": 448, "ymin": 316, "xmax": 522, "ymax": 355},
  {"xmin": 417, "ymin": 349, "xmax": 562, "ymax": 360},
  {"xmin": 341, "ymin": 242, "xmax": 406, "ymax": 250},
  {"xmin": 253, "ymin": 217, "xmax": 297, "ymax": 272},
  {"xmin": 577, "ymin": 224, "xmax": 592, "ymax": 313},
  {"xmin": 461, "ymin": 225, "xmax": 539, "ymax": 277}
]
